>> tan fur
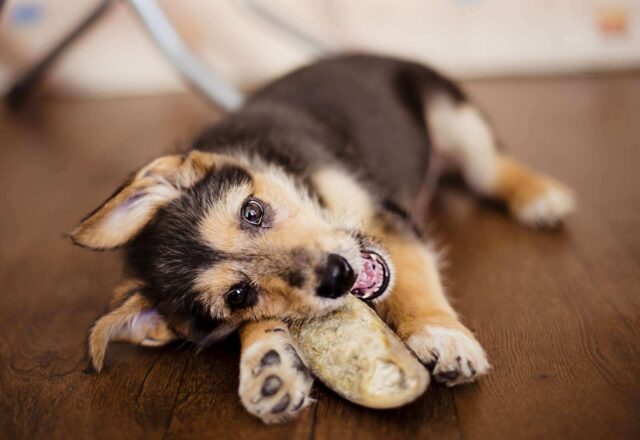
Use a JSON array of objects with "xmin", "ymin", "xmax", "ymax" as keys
[
  {"xmin": 70, "ymin": 151, "xmax": 229, "ymax": 249},
  {"xmin": 365, "ymin": 218, "xmax": 489, "ymax": 385},
  {"xmin": 239, "ymin": 319, "xmax": 287, "ymax": 347},
  {"xmin": 89, "ymin": 282, "xmax": 175, "ymax": 372},
  {"xmin": 368, "ymin": 223, "xmax": 465, "ymax": 338},
  {"xmin": 199, "ymin": 165, "xmax": 351, "ymax": 253},
  {"xmin": 194, "ymin": 263, "xmax": 312, "ymax": 323},
  {"xmin": 197, "ymin": 259, "xmax": 350, "ymax": 324},
  {"xmin": 70, "ymin": 151, "xmax": 262, "ymax": 249},
  {"xmin": 497, "ymin": 157, "xmax": 550, "ymax": 208},
  {"xmin": 309, "ymin": 168, "xmax": 467, "ymax": 335},
  {"xmin": 199, "ymin": 184, "xmax": 254, "ymax": 253},
  {"xmin": 195, "ymin": 263, "xmax": 247, "ymax": 317},
  {"xmin": 108, "ymin": 278, "xmax": 143, "ymax": 309},
  {"xmin": 310, "ymin": 167, "xmax": 488, "ymax": 384},
  {"xmin": 195, "ymin": 162, "xmax": 362, "ymax": 322}
]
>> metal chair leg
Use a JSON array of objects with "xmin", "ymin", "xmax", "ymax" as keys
[
  {"xmin": 4, "ymin": 0, "xmax": 323, "ymax": 112},
  {"xmin": 5, "ymin": 0, "xmax": 115, "ymax": 110},
  {"xmin": 127, "ymin": 0, "xmax": 243, "ymax": 111},
  {"xmin": 239, "ymin": 0, "xmax": 330, "ymax": 55}
]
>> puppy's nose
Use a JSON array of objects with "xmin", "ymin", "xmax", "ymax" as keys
[{"xmin": 316, "ymin": 254, "xmax": 356, "ymax": 299}]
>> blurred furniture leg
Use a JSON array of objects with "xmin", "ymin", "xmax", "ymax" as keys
[
  {"xmin": 4, "ymin": 0, "xmax": 328, "ymax": 111},
  {"xmin": 5, "ymin": 0, "xmax": 114, "ymax": 109},
  {"xmin": 127, "ymin": 0, "xmax": 243, "ymax": 111},
  {"xmin": 239, "ymin": 0, "xmax": 329, "ymax": 55},
  {"xmin": 4, "ymin": 0, "xmax": 243, "ymax": 112}
]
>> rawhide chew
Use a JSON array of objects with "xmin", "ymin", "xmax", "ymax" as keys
[{"xmin": 290, "ymin": 295, "xmax": 429, "ymax": 409}]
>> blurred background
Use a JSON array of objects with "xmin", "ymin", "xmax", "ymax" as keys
[
  {"xmin": 1, "ymin": 3, "xmax": 639, "ymax": 438},
  {"xmin": 1, "ymin": 0, "xmax": 639, "ymax": 98}
]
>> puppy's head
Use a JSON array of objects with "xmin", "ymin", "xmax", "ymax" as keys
[{"xmin": 71, "ymin": 151, "xmax": 392, "ymax": 369}]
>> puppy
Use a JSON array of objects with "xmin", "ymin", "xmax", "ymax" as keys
[{"xmin": 70, "ymin": 55, "xmax": 575, "ymax": 423}]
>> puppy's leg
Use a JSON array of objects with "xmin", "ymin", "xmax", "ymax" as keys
[
  {"xmin": 426, "ymin": 93, "xmax": 575, "ymax": 227},
  {"xmin": 312, "ymin": 167, "xmax": 488, "ymax": 385},
  {"xmin": 238, "ymin": 320, "xmax": 313, "ymax": 424},
  {"xmin": 372, "ymin": 222, "xmax": 489, "ymax": 386}
]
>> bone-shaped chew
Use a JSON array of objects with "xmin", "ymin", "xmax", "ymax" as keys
[{"xmin": 290, "ymin": 295, "xmax": 429, "ymax": 409}]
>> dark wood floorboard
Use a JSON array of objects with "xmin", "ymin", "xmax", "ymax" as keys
[{"xmin": 1, "ymin": 73, "xmax": 638, "ymax": 439}]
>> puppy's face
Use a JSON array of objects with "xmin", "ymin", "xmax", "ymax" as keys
[{"xmin": 72, "ymin": 151, "xmax": 392, "ymax": 348}]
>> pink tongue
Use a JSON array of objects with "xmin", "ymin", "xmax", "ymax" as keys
[{"xmin": 352, "ymin": 254, "xmax": 383, "ymax": 295}]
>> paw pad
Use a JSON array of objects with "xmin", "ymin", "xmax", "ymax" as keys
[
  {"xmin": 240, "ymin": 334, "xmax": 314, "ymax": 423},
  {"xmin": 261, "ymin": 375, "xmax": 283, "ymax": 396},
  {"xmin": 271, "ymin": 393, "xmax": 291, "ymax": 414}
]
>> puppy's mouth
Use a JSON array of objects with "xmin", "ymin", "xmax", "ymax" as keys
[{"xmin": 350, "ymin": 251, "xmax": 390, "ymax": 301}]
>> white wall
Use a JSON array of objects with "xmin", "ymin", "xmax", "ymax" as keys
[{"xmin": 1, "ymin": 0, "xmax": 638, "ymax": 97}]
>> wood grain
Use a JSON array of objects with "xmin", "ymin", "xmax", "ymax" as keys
[{"xmin": 1, "ymin": 73, "xmax": 639, "ymax": 439}]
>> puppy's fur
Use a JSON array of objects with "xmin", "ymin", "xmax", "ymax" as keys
[{"xmin": 71, "ymin": 55, "xmax": 575, "ymax": 423}]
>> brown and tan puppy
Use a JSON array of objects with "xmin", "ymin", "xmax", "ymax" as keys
[{"xmin": 70, "ymin": 55, "xmax": 575, "ymax": 423}]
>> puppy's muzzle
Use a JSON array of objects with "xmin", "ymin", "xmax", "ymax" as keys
[{"xmin": 316, "ymin": 254, "xmax": 356, "ymax": 299}]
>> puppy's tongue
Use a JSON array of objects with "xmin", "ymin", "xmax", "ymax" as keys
[{"xmin": 351, "ymin": 252, "xmax": 388, "ymax": 300}]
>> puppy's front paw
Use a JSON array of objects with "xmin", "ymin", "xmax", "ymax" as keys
[
  {"xmin": 239, "ymin": 328, "xmax": 313, "ymax": 424},
  {"xmin": 406, "ymin": 325, "xmax": 489, "ymax": 387}
]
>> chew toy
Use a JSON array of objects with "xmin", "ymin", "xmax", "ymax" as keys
[{"xmin": 290, "ymin": 295, "xmax": 429, "ymax": 408}]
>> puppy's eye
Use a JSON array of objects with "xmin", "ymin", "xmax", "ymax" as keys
[
  {"xmin": 226, "ymin": 284, "xmax": 257, "ymax": 310},
  {"xmin": 241, "ymin": 199, "xmax": 263, "ymax": 226}
]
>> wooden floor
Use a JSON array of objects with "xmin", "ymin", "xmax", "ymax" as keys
[{"xmin": 1, "ymin": 73, "xmax": 639, "ymax": 439}]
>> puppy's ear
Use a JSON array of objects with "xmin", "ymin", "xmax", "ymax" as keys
[
  {"xmin": 89, "ymin": 283, "xmax": 176, "ymax": 372},
  {"xmin": 70, "ymin": 151, "xmax": 219, "ymax": 250}
]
